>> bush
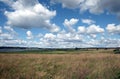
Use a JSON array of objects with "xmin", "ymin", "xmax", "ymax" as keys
[
  {"xmin": 115, "ymin": 72, "xmax": 120, "ymax": 79},
  {"xmin": 114, "ymin": 48, "xmax": 120, "ymax": 54}
]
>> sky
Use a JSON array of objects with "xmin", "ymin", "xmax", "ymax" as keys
[{"xmin": 0, "ymin": 0, "xmax": 120, "ymax": 48}]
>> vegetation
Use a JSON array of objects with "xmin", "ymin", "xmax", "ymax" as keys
[
  {"xmin": 0, "ymin": 49, "xmax": 114, "ymax": 54},
  {"xmin": 114, "ymin": 48, "xmax": 120, "ymax": 54},
  {"xmin": 0, "ymin": 50, "xmax": 120, "ymax": 79}
]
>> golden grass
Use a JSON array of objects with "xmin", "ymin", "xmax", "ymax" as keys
[{"xmin": 0, "ymin": 53, "xmax": 120, "ymax": 79}]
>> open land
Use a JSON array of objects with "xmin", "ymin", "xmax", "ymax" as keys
[{"xmin": 0, "ymin": 49, "xmax": 120, "ymax": 79}]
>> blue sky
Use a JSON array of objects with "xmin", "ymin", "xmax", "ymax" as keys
[{"xmin": 0, "ymin": 0, "xmax": 120, "ymax": 48}]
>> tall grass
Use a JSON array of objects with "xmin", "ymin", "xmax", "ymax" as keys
[{"xmin": 0, "ymin": 53, "xmax": 120, "ymax": 79}]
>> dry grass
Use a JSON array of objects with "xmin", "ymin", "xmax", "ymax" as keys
[{"xmin": 0, "ymin": 53, "xmax": 120, "ymax": 79}]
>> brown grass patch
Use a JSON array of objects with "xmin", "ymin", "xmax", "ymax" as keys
[{"xmin": 0, "ymin": 53, "xmax": 120, "ymax": 79}]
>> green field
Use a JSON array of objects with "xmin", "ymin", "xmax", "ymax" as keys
[{"xmin": 0, "ymin": 49, "xmax": 120, "ymax": 79}]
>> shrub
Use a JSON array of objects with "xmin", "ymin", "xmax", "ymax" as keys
[{"xmin": 114, "ymin": 48, "xmax": 120, "ymax": 54}]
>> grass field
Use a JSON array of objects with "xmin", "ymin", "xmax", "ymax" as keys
[{"xmin": 0, "ymin": 49, "xmax": 120, "ymax": 79}]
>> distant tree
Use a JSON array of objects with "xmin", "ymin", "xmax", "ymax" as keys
[
  {"xmin": 114, "ymin": 48, "xmax": 120, "ymax": 54},
  {"xmin": 96, "ymin": 48, "xmax": 99, "ymax": 50},
  {"xmin": 75, "ymin": 47, "xmax": 78, "ymax": 50},
  {"xmin": 104, "ymin": 48, "xmax": 108, "ymax": 50}
]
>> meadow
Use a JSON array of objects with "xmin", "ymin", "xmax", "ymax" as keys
[{"xmin": 0, "ymin": 49, "xmax": 120, "ymax": 79}]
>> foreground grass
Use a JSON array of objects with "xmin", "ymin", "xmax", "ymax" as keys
[{"xmin": 0, "ymin": 52, "xmax": 120, "ymax": 79}]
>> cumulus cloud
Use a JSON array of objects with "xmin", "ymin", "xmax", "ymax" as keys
[
  {"xmin": 80, "ymin": 0, "xmax": 103, "ymax": 14},
  {"xmin": 0, "ymin": 27, "xmax": 37, "ymax": 47},
  {"xmin": 58, "ymin": 32, "xmax": 82, "ymax": 42},
  {"xmin": 0, "ymin": 39, "xmax": 27, "ymax": 47},
  {"xmin": 78, "ymin": 24, "xmax": 104, "ymax": 34},
  {"xmin": 89, "ymin": 34, "xmax": 97, "ymax": 38},
  {"xmin": 44, "ymin": 33, "xmax": 56, "ymax": 40},
  {"xmin": 4, "ymin": 26, "xmax": 17, "ymax": 35},
  {"xmin": 63, "ymin": 18, "xmax": 79, "ymax": 32},
  {"xmin": 106, "ymin": 24, "xmax": 120, "ymax": 34},
  {"xmin": 102, "ymin": 0, "xmax": 120, "ymax": 15},
  {"xmin": 36, "ymin": 33, "xmax": 43, "ymax": 38},
  {"xmin": 26, "ymin": 30, "xmax": 33, "ymax": 40},
  {"xmin": 86, "ymin": 24, "xmax": 104, "ymax": 34},
  {"xmin": 51, "ymin": 0, "xmax": 120, "ymax": 17},
  {"xmin": 77, "ymin": 24, "xmax": 104, "ymax": 39},
  {"xmin": 0, "ymin": 33, "xmax": 14, "ymax": 40},
  {"xmin": 51, "ymin": 0, "xmax": 84, "ymax": 9},
  {"xmin": 41, "ymin": 32, "xmax": 83, "ymax": 48},
  {"xmin": 78, "ymin": 26, "xmax": 86, "ymax": 34},
  {"xmin": 81, "ymin": 19, "xmax": 95, "ymax": 25},
  {"xmin": 0, "ymin": 0, "xmax": 13, "ymax": 6},
  {"xmin": 63, "ymin": 18, "xmax": 79, "ymax": 27},
  {"xmin": 43, "ymin": 31, "xmax": 83, "ymax": 43},
  {"xmin": 0, "ymin": 27, "xmax": 119, "ymax": 48},
  {"xmin": 0, "ymin": 26, "xmax": 2, "ymax": 34},
  {"xmin": 100, "ymin": 38, "xmax": 120, "ymax": 47},
  {"xmin": 51, "ymin": 0, "xmax": 101, "ymax": 14},
  {"xmin": 0, "ymin": 26, "xmax": 17, "ymax": 40},
  {"xmin": 2, "ymin": 0, "xmax": 60, "ymax": 32}
]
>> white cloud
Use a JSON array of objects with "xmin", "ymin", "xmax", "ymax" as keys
[
  {"xmin": 3, "ymin": 0, "xmax": 60, "ymax": 32},
  {"xmin": 80, "ymin": 0, "xmax": 102, "ymax": 14},
  {"xmin": 0, "ymin": 27, "xmax": 119, "ymax": 48},
  {"xmin": 4, "ymin": 26, "xmax": 16, "ymax": 35},
  {"xmin": 85, "ymin": 39, "xmax": 99, "ymax": 46},
  {"xmin": 63, "ymin": 18, "xmax": 79, "ymax": 27},
  {"xmin": 51, "ymin": 0, "xmax": 84, "ymax": 9},
  {"xmin": 63, "ymin": 18, "xmax": 79, "ymax": 32},
  {"xmin": 78, "ymin": 24, "xmax": 104, "ymax": 35},
  {"xmin": 44, "ymin": 33, "xmax": 56, "ymax": 40},
  {"xmin": 64, "ymin": 33, "xmax": 82, "ymax": 42},
  {"xmin": 35, "ymin": 31, "xmax": 84, "ymax": 48},
  {"xmin": 26, "ymin": 30, "xmax": 33, "ymax": 40},
  {"xmin": 90, "ymin": 34, "xmax": 97, "ymax": 38},
  {"xmin": 81, "ymin": 19, "xmax": 95, "ymax": 25},
  {"xmin": 0, "ymin": 26, "xmax": 2, "ymax": 34},
  {"xmin": 0, "ymin": 33, "xmax": 13, "ymax": 40},
  {"xmin": 0, "ymin": 0, "xmax": 13, "ymax": 6},
  {"xmin": 0, "ymin": 26, "xmax": 17, "ymax": 40},
  {"xmin": 100, "ymin": 38, "xmax": 120, "ymax": 47},
  {"xmin": 106, "ymin": 24, "xmax": 120, "ymax": 34},
  {"xmin": 78, "ymin": 26, "xmax": 86, "ymax": 34},
  {"xmin": 0, "ymin": 39, "xmax": 27, "ymax": 47},
  {"xmin": 43, "ymin": 32, "xmax": 83, "ymax": 43},
  {"xmin": 36, "ymin": 33, "xmax": 43, "ymax": 38},
  {"xmin": 51, "ymin": 0, "xmax": 102, "ymax": 14},
  {"xmin": 51, "ymin": 0, "xmax": 120, "ymax": 17},
  {"xmin": 77, "ymin": 24, "xmax": 105, "ymax": 39},
  {"xmin": 86, "ymin": 24, "xmax": 104, "ymax": 34}
]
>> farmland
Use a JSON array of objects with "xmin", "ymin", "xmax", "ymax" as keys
[{"xmin": 0, "ymin": 49, "xmax": 120, "ymax": 79}]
